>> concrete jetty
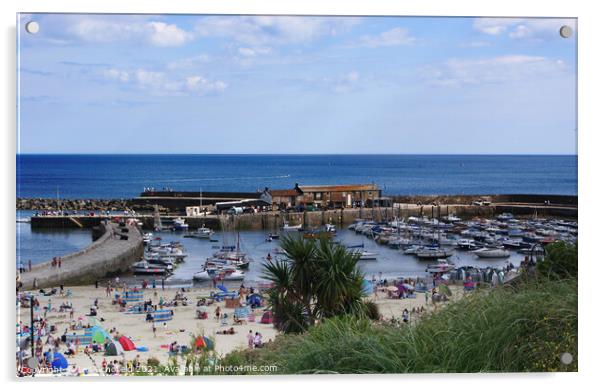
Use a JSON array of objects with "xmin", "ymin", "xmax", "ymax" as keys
[{"xmin": 18, "ymin": 222, "xmax": 144, "ymax": 289}]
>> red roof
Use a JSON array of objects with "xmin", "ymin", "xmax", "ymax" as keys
[{"xmin": 271, "ymin": 189, "xmax": 300, "ymax": 196}]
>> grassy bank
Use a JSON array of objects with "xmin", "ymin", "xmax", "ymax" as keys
[{"xmin": 221, "ymin": 277, "xmax": 577, "ymax": 373}]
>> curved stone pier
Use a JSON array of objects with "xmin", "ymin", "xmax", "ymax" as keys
[{"xmin": 18, "ymin": 222, "xmax": 144, "ymax": 289}]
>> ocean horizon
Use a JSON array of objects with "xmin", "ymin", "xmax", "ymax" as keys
[{"xmin": 16, "ymin": 154, "xmax": 578, "ymax": 199}]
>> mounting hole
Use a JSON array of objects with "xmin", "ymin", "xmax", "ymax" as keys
[
  {"xmin": 559, "ymin": 25, "xmax": 573, "ymax": 38},
  {"xmin": 560, "ymin": 352, "xmax": 573, "ymax": 365},
  {"xmin": 25, "ymin": 21, "xmax": 39, "ymax": 35}
]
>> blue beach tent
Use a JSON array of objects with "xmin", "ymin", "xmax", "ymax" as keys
[
  {"xmin": 51, "ymin": 353, "xmax": 68, "ymax": 371},
  {"xmin": 362, "ymin": 280, "xmax": 374, "ymax": 296}
]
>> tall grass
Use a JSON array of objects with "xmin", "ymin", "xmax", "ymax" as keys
[{"xmin": 221, "ymin": 277, "xmax": 577, "ymax": 373}]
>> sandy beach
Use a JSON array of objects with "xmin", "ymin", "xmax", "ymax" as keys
[{"xmin": 16, "ymin": 280, "xmax": 469, "ymax": 376}]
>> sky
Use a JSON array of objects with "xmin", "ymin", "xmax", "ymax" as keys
[{"xmin": 17, "ymin": 14, "xmax": 577, "ymax": 154}]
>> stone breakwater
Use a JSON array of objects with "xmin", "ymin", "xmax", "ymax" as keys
[
  {"xmin": 18, "ymin": 222, "xmax": 144, "ymax": 289},
  {"xmin": 16, "ymin": 198, "xmax": 160, "ymax": 212}
]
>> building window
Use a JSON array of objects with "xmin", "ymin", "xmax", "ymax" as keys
[{"xmin": 315, "ymin": 192, "xmax": 322, "ymax": 200}]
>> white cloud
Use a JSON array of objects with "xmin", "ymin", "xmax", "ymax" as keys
[
  {"xmin": 103, "ymin": 67, "xmax": 226, "ymax": 96},
  {"xmin": 237, "ymin": 46, "xmax": 272, "ymax": 57},
  {"xmin": 473, "ymin": 18, "xmax": 576, "ymax": 40},
  {"xmin": 195, "ymin": 16, "xmax": 360, "ymax": 46},
  {"xmin": 422, "ymin": 55, "xmax": 570, "ymax": 87},
  {"xmin": 146, "ymin": 22, "xmax": 193, "ymax": 47},
  {"xmin": 355, "ymin": 27, "xmax": 415, "ymax": 48},
  {"xmin": 62, "ymin": 16, "xmax": 193, "ymax": 47}
]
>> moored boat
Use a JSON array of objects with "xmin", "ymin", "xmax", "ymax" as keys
[{"xmin": 473, "ymin": 248, "xmax": 510, "ymax": 258}]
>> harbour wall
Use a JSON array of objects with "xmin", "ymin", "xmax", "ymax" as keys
[
  {"xmin": 28, "ymin": 202, "xmax": 576, "ymax": 233},
  {"xmin": 19, "ymin": 222, "xmax": 144, "ymax": 289}
]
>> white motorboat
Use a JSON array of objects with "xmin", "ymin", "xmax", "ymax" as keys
[
  {"xmin": 325, "ymin": 223, "xmax": 337, "ymax": 233},
  {"xmin": 415, "ymin": 247, "xmax": 454, "ymax": 259},
  {"xmin": 193, "ymin": 269, "xmax": 245, "ymax": 281},
  {"xmin": 131, "ymin": 260, "xmax": 171, "ymax": 275},
  {"xmin": 404, "ymin": 245, "xmax": 423, "ymax": 255},
  {"xmin": 282, "ymin": 222, "xmax": 302, "ymax": 231},
  {"xmin": 457, "ymin": 239, "xmax": 479, "ymax": 250},
  {"xmin": 442, "ymin": 214, "xmax": 462, "ymax": 223},
  {"xmin": 473, "ymin": 248, "xmax": 511, "ymax": 258},
  {"xmin": 426, "ymin": 259, "xmax": 455, "ymax": 274},
  {"xmin": 184, "ymin": 226, "xmax": 213, "ymax": 239},
  {"xmin": 357, "ymin": 251, "xmax": 378, "ymax": 260}
]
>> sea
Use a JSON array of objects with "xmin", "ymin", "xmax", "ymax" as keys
[
  {"xmin": 16, "ymin": 154, "xmax": 577, "ymax": 282},
  {"xmin": 17, "ymin": 154, "xmax": 577, "ymax": 199}
]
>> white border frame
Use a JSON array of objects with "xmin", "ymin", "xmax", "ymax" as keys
[{"xmin": 2, "ymin": 1, "xmax": 599, "ymax": 388}]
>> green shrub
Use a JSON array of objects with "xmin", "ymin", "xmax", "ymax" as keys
[
  {"xmin": 537, "ymin": 241, "xmax": 577, "ymax": 279},
  {"xmin": 222, "ymin": 277, "xmax": 577, "ymax": 373}
]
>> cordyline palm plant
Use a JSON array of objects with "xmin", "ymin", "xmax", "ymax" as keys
[{"xmin": 262, "ymin": 234, "xmax": 369, "ymax": 334}]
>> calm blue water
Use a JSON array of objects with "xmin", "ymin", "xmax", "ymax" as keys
[
  {"xmin": 17, "ymin": 210, "xmax": 92, "ymax": 266},
  {"xmin": 16, "ymin": 154, "xmax": 577, "ymax": 199}
]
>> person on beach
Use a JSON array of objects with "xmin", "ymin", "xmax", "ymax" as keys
[
  {"xmin": 402, "ymin": 309, "xmax": 409, "ymax": 324},
  {"xmin": 247, "ymin": 330, "xmax": 254, "ymax": 349},
  {"xmin": 152, "ymin": 323, "xmax": 157, "ymax": 338},
  {"xmin": 58, "ymin": 258, "xmax": 62, "ymax": 268},
  {"xmin": 28, "ymin": 260, "xmax": 32, "ymax": 272},
  {"xmin": 215, "ymin": 306, "xmax": 221, "ymax": 321},
  {"xmin": 254, "ymin": 332, "xmax": 263, "ymax": 348}
]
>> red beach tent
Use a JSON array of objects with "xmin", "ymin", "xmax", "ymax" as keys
[{"xmin": 118, "ymin": 336, "xmax": 136, "ymax": 351}]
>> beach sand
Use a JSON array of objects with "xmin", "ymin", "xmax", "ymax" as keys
[{"xmin": 17, "ymin": 282, "xmax": 467, "ymax": 375}]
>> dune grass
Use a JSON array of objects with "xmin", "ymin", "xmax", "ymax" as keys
[{"xmin": 221, "ymin": 277, "xmax": 577, "ymax": 373}]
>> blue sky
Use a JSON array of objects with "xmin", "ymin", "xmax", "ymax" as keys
[{"xmin": 17, "ymin": 14, "xmax": 577, "ymax": 154}]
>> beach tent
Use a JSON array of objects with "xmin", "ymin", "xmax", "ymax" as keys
[
  {"xmin": 105, "ymin": 341, "xmax": 125, "ymax": 356},
  {"xmin": 247, "ymin": 294, "xmax": 262, "ymax": 307},
  {"xmin": 362, "ymin": 280, "xmax": 373, "ymax": 296},
  {"xmin": 118, "ymin": 336, "xmax": 136, "ymax": 351},
  {"xmin": 51, "ymin": 353, "xmax": 68, "ymax": 371},
  {"xmin": 90, "ymin": 326, "xmax": 110, "ymax": 344},
  {"xmin": 260, "ymin": 311, "xmax": 273, "ymax": 324},
  {"xmin": 402, "ymin": 283, "xmax": 415, "ymax": 291}
]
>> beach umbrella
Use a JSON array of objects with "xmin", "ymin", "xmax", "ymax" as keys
[
  {"xmin": 194, "ymin": 337, "xmax": 205, "ymax": 348},
  {"xmin": 118, "ymin": 336, "xmax": 136, "ymax": 351},
  {"xmin": 385, "ymin": 286, "xmax": 398, "ymax": 292},
  {"xmin": 51, "ymin": 353, "xmax": 68, "ymax": 371},
  {"xmin": 203, "ymin": 336, "xmax": 214, "ymax": 350},
  {"xmin": 438, "ymin": 284, "xmax": 452, "ymax": 297}
]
